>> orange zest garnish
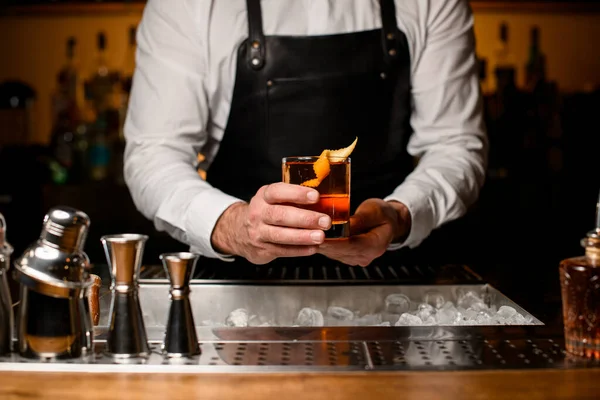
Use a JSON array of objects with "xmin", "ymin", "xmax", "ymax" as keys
[{"xmin": 300, "ymin": 137, "xmax": 357, "ymax": 187}]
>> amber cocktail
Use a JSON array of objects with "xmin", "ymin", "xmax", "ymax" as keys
[{"xmin": 282, "ymin": 156, "xmax": 350, "ymax": 239}]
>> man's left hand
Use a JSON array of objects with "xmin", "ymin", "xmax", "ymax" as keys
[{"xmin": 317, "ymin": 199, "xmax": 411, "ymax": 267}]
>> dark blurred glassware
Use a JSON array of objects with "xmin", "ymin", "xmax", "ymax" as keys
[{"xmin": 0, "ymin": 81, "xmax": 36, "ymax": 147}]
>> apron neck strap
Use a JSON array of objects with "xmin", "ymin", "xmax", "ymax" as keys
[
  {"xmin": 380, "ymin": 0, "xmax": 400, "ymax": 65},
  {"xmin": 245, "ymin": 0, "xmax": 401, "ymax": 69},
  {"xmin": 246, "ymin": 0, "xmax": 266, "ymax": 70}
]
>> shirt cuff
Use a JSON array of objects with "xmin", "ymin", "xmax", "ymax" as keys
[
  {"xmin": 184, "ymin": 189, "xmax": 245, "ymax": 261},
  {"xmin": 384, "ymin": 185, "xmax": 435, "ymax": 251}
]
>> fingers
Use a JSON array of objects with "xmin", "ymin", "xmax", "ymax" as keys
[
  {"xmin": 318, "ymin": 232, "xmax": 387, "ymax": 267},
  {"xmin": 263, "ymin": 204, "xmax": 331, "ymax": 230},
  {"xmin": 259, "ymin": 225, "xmax": 326, "ymax": 245},
  {"xmin": 262, "ymin": 182, "xmax": 319, "ymax": 205},
  {"xmin": 246, "ymin": 243, "xmax": 320, "ymax": 265},
  {"xmin": 268, "ymin": 244, "xmax": 320, "ymax": 258}
]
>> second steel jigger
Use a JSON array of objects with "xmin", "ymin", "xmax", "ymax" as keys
[
  {"xmin": 101, "ymin": 234, "xmax": 150, "ymax": 359},
  {"xmin": 0, "ymin": 213, "xmax": 14, "ymax": 356},
  {"xmin": 160, "ymin": 252, "xmax": 201, "ymax": 357}
]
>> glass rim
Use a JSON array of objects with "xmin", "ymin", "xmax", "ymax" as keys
[{"xmin": 282, "ymin": 156, "xmax": 351, "ymax": 163}]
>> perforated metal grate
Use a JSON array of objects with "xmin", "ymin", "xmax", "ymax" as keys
[
  {"xmin": 140, "ymin": 263, "xmax": 482, "ymax": 284},
  {"xmin": 199, "ymin": 341, "xmax": 367, "ymax": 367},
  {"xmin": 1, "ymin": 337, "xmax": 587, "ymax": 372},
  {"xmin": 367, "ymin": 338, "xmax": 570, "ymax": 369}
]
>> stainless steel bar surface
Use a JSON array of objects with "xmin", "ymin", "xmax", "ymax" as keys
[
  {"xmin": 131, "ymin": 283, "xmax": 543, "ymax": 333},
  {"xmin": 1, "ymin": 280, "xmax": 596, "ymax": 373}
]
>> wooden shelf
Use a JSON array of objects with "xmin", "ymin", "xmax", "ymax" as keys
[
  {"xmin": 0, "ymin": 3, "xmax": 145, "ymax": 16},
  {"xmin": 0, "ymin": 1, "xmax": 598, "ymax": 16},
  {"xmin": 470, "ymin": 1, "xmax": 600, "ymax": 12}
]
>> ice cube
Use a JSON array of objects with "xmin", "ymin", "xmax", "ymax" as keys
[
  {"xmin": 395, "ymin": 313, "xmax": 422, "ymax": 326},
  {"xmin": 327, "ymin": 306, "xmax": 355, "ymax": 321},
  {"xmin": 457, "ymin": 290, "xmax": 483, "ymax": 309},
  {"xmin": 423, "ymin": 290, "xmax": 445, "ymax": 309},
  {"xmin": 416, "ymin": 303, "xmax": 436, "ymax": 321},
  {"xmin": 296, "ymin": 307, "xmax": 325, "ymax": 327},
  {"xmin": 436, "ymin": 305, "xmax": 458, "ymax": 325},
  {"xmin": 461, "ymin": 309, "xmax": 478, "ymax": 323},
  {"xmin": 354, "ymin": 313, "xmax": 383, "ymax": 326},
  {"xmin": 385, "ymin": 294, "xmax": 411, "ymax": 314},
  {"xmin": 497, "ymin": 305, "xmax": 517, "ymax": 319},
  {"xmin": 225, "ymin": 308, "xmax": 249, "ymax": 327},
  {"xmin": 248, "ymin": 314, "xmax": 274, "ymax": 327},
  {"xmin": 475, "ymin": 311, "xmax": 491, "ymax": 325},
  {"xmin": 470, "ymin": 302, "xmax": 489, "ymax": 312}
]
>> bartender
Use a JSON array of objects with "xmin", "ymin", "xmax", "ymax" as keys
[{"xmin": 124, "ymin": 0, "xmax": 487, "ymax": 268}]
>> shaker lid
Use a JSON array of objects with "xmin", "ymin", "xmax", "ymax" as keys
[
  {"xmin": 40, "ymin": 206, "xmax": 90, "ymax": 252},
  {"xmin": 13, "ymin": 206, "xmax": 92, "ymax": 298}
]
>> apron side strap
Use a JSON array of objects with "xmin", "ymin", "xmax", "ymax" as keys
[{"xmin": 246, "ymin": 0, "xmax": 266, "ymax": 70}]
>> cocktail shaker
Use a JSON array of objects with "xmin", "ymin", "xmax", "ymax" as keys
[
  {"xmin": 101, "ymin": 234, "xmax": 150, "ymax": 359},
  {"xmin": 0, "ymin": 213, "xmax": 14, "ymax": 355},
  {"xmin": 13, "ymin": 206, "xmax": 93, "ymax": 360}
]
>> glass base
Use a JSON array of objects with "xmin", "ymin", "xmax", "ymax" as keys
[
  {"xmin": 324, "ymin": 222, "xmax": 350, "ymax": 240},
  {"xmin": 565, "ymin": 336, "xmax": 600, "ymax": 360}
]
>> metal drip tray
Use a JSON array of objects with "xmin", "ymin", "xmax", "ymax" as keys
[
  {"xmin": 1, "ymin": 336, "xmax": 593, "ymax": 373},
  {"xmin": 105, "ymin": 283, "xmax": 543, "ymax": 332}
]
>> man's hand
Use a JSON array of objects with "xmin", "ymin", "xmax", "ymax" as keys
[
  {"xmin": 317, "ymin": 199, "xmax": 411, "ymax": 267},
  {"xmin": 211, "ymin": 183, "xmax": 332, "ymax": 264}
]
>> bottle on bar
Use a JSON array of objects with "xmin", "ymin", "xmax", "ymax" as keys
[
  {"xmin": 49, "ymin": 37, "xmax": 82, "ymax": 184},
  {"xmin": 559, "ymin": 191, "xmax": 600, "ymax": 360},
  {"xmin": 89, "ymin": 113, "xmax": 111, "ymax": 181},
  {"xmin": 492, "ymin": 22, "xmax": 517, "ymax": 93},
  {"xmin": 84, "ymin": 31, "xmax": 122, "ymax": 182},
  {"xmin": 84, "ymin": 31, "xmax": 120, "ymax": 114},
  {"xmin": 525, "ymin": 26, "xmax": 547, "ymax": 92},
  {"xmin": 121, "ymin": 25, "xmax": 137, "ymax": 100},
  {"xmin": 111, "ymin": 25, "xmax": 137, "ymax": 185},
  {"xmin": 51, "ymin": 37, "xmax": 82, "ymax": 126}
]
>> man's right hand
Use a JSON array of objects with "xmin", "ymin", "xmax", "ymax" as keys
[{"xmin": 210, "ymin": 183, "xmax": 332, "ymax": 265}]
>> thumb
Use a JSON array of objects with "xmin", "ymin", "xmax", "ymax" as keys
[{"xmin": 349, "ymin": 207, "xmax": 378, "ymax": 235}]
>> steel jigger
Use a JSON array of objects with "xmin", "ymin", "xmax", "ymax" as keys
[
  {"xmin": 160, "ymin": 252, "xmax": 201, "ymax": 358},
  {"xmin": 101, "ymin": 234, "xmax": 150, "ymax": 359},
  {"xmin": 0, "ymin": 213, "xmax": 14, "ymax": 356}
]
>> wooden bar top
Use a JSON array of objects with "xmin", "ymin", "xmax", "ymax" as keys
[{"xmin": 1, "ymin": 369, "xmax": 599, "ymax": 400}]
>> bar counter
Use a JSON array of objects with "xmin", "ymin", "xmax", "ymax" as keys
[
  {"xmin": 1, "ymin": 262, "xmax": 599, "ymax": 400},
  {"xmin": 0, "ymin": 369, "xmax": 597, "ymax": 400}
]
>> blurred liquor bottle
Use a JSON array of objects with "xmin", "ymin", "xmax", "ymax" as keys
[
  {"xmin": 477, "ymin": 56, "xmax": 490, "ymax": 96},
  {"xmin": 525, "ymin": 26, "xmax": 547, "ymax": 93},
  {"xmin": 485, "ymin": 22, "xmax": 524, "ymax": 181},
  {"xmin": 49, "ymin": 37, "xmax": 82, "ymax": 184},
  {"xmin": 111, "ymin": 25, "xmax": 138, "ymax": 185},
  {"xmin": 523, "ymin": 26, "xmax": 563, "ymax": 191},
  {"xmin": 50, "ymin": 37, "xmax": 82, "ymax": 127},
  {"xmin": 121, "ymin": 25, "xmax": 137, "ymax": 102},
  {"xmin": 84, "ymin": 31, "xmax": 122, "ymax": 182},
  {"xmin": 492, "ymin": 22, "xmax": 517, "ymax": 94},
  {"xmin": 84, "ymin": 32, "xmax": 121, "ymax": 115}
]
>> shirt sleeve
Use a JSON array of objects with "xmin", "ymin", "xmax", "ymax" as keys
[
  {"xmin": 123, "ymin": 0, "xmax": 243, "ymax": 260},
  {"xmin": 385, "ymin": 0, "xmax": 488, "ymax": 250}
]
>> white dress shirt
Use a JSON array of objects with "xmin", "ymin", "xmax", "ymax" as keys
[{"xmin": 124, "ymin": 0, "xmax": 488, "ymax": 260}]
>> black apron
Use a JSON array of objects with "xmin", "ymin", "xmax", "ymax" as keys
[{"xmin": 202, "ymin": 0, "xmax": 414, "ymax": 270}]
